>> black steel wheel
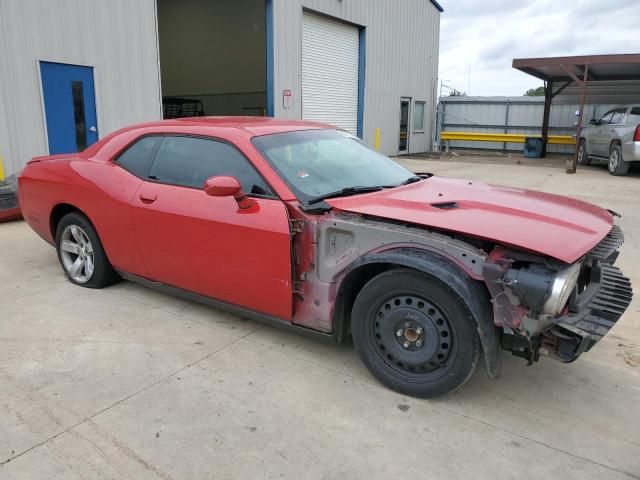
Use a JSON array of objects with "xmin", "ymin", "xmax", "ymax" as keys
[{"xmin": 352, "ymin": 268, "xmax": 481, "ymax": 398}]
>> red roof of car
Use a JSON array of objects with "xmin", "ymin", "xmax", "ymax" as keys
[
  {"xmin": 119, "ymin": 117, "xmax": 335, "ymax": 136},
  {"xmin": 76, "ymin": 117, "xmax": 337, "ymax": 166}
]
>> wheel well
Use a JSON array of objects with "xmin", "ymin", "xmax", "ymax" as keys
[
  {"xmin": 333, "ymin": 250, "xmax": 500, "ymax": 378},
  {"xmin": 610, "ymin": 139, "xmax": 621, "ymax": 152},
  {"xmin": 332, "ymin": 263, "xmax": 397, "ymax": 343},
  {"xmin": 50, "ymin": 204, "xmax": 85, "ymax": 239}
]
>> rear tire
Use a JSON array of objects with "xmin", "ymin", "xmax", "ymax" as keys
[
  {"xmin": 608, "ymin": 144, "xmax": 630, "ymax": 176},
  {"xmin": 55, "ymin": 212, "xmax": 120, "ymax": 288},
  {"xmin": 351, "ymin": 268, "xmax": 481, "ymax": 398},
  {"xmin": 577, "ymin": 140, "xmax": 591, "ymax": 165}
]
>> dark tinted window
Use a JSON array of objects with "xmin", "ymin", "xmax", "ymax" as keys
[
  {"xmin": 115, "ymin": 136, "xmax": 162, "ymax": 178},
  {"xmin": 71, "ymin": 81, "xmax": 87, "ymax": 151},
  {"xmin": 149, "ymin": 136, "xmax": 271, "ymax": 195},
  {"xmin": 631, "ymin": 107, "xmax": 640, "ymax": 116}
]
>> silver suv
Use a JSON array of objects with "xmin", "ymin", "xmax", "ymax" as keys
[{"xmin": 578, "ymin": 105, "xmax": 640, "ymax": 176}]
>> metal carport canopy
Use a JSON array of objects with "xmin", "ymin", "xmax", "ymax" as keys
[{"xmin": 512, "ymin": 53, "xmax": 640, "ymax": 172}]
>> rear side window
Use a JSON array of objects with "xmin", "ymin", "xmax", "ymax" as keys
[
  {"xmin": 629, "ymin": 107, "xmax": 640, "ymax": 123},
  {"xmin": 115, "ymin": 136, "xmax": 162, "ymax": 178},
  {"xmin": 149, "ymin": 136, "xmax": 272, "ymax": 196}
]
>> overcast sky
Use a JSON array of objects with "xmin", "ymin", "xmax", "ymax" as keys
[{"xmin": 437, "ymin": 0, "xmax": 640, "ymax": 97}]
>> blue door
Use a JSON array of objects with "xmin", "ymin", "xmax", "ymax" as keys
[{"xmin": 40, "ymin": 62, "xmax": 98, "ymax": 154}]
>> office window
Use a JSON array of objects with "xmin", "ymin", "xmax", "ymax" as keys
[{"xmin": 413, "ymin": 101, "xmax": 426, "ymax": 131}]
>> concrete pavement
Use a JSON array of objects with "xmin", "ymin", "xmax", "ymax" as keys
[{"xmin": 1, "ymin": 158, "xmax": 639, "ymax": 479}]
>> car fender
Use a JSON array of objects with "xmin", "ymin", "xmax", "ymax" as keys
[
  {"xmin": 343, "ymin": 247, "xmax": 501, "ymax": 379},
  {"xmin": 609, "ymin": 137, "xmax": 623, "ymax": 151}
]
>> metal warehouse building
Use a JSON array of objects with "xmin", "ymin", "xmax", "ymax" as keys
[{"xmin": 0, "ymin": 0, "xmax": 442, "ymax": 177}]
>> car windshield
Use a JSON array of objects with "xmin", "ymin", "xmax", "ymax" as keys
[{"xmin": 252, "ymin": 129, "xmax": 416, "ymax": 205}]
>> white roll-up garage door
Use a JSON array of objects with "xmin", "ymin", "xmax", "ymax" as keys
[{"xmin": 301, "ymin": 12, "xmax": 360, "ymax": 135}]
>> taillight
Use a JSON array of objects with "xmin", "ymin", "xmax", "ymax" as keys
[{"xmin": 635, "ymin": 125, "xmax": 640, "ymax": 142}]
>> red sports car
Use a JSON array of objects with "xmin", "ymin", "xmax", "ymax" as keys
[{"xmin": 18, "ymin": 117, "xmax": 633, "ymax": 397}]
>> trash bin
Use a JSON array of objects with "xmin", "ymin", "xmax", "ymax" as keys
[{"xmin": 523, "ymin": 137, "xmax": 544, "ymax": 158}]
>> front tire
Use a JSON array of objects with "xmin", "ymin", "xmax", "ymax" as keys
[
  {"xmin": 577, "ymin": 140, "xmax": 591, "ymax": 165},
  {"xmin": 608, "ymin": 144, "xmax": 630, "ymax": 176},
  {"xmin": 351, "ymin": 269, "xmax": 481, "ymax": 398},
  {"xmin": 55, "ymin": 212, "xmax": 119, "ymax": 288}
]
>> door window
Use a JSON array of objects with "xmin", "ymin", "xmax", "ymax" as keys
[
  {"xmin": 610, "ymin": 108, "xmax": 627, "ymax": 125},
  {"xmin": 71, "ymin": 81, "xmax": 88, "ymax": 151},
  {"xmin": 599, "ymin": 111, "xmax": 615, "ymax": 124},
  {"xmin": 115, "ymin": 136, "xmax": 163, "ymax": 178},
  {"xmin": 149, "ymin": 136, "xmax": 272, "ymax": 196}
]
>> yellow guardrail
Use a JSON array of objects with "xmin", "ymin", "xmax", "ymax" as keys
[
  {"xmin": 441, "ymin": 131, "xmax": 575, "ymax": 146},
  {"xmin": 0, "ymin": 153, "xmax": 5, "ymax": 181}
]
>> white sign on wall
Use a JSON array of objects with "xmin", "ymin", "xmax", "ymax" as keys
[{"xmin": 283, "ymin": 89, "xmax": 292, "ymax": 109}]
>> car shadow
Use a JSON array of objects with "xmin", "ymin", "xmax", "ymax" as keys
[{"xmin": 583, "ymin": 161, "xmax": 640, "ymax": 177}]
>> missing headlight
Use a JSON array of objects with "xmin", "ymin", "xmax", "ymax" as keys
[
  {"xmin": 542, "ymin": 262, "xmax": 581, "ymax": 316},
  {"xmin": 503, "ymin": 262, "xmax": 582, "ymax": 316},
  {"xmin": 503, "ymin": 264, "xmax": 555, "ymax": 311}
]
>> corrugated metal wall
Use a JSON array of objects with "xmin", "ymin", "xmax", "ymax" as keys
[
  {"xmin": 273, "ymin": 0, "xmax": 441, "ymax": 156},
  {"xmin": 0, "ymin": 0, "xmax": 162, "ymax": 176},
  {"xmin": 0, "ymin": 0, "xmax": 439, "ymax": 173},
  {"xmin": 438, "ymin": 96, "xmax": 617, "ymax": 154}
]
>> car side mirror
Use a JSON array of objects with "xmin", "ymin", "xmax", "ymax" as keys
[
  {"xmin": 205, "ymin": 176, "xmax": 241, "ymax": 197},
  {"xmin": 204, "ymin": 176, "xmax": 254, "ymax": 209},
  {"xmin": 589, "ymin": 119, "xmax": 598, "ymax": 126}
]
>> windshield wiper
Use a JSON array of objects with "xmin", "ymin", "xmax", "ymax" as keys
[
  {"xmin": 306, "ymin": 175, "xmax": 429, "ymax": 206},
  {"xmin": 399, "ymin": 175, "xmax": 423, "ymax": 185},
  {"xmin": 377, "ymin": 175, "xmax": 425, "ymax": 189},
  {"xmin": 307, "ymin": 186, "xmax": 384, "ymax": 205}
]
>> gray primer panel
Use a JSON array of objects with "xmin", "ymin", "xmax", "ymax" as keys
[{"xmin": 316, "ymin": 212, "xmax": 486, "ymax": 281}]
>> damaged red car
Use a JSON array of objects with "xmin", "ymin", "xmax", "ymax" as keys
[{"xmin": 18, "ymin": 118, "xmax": 633, "ymax": 398}]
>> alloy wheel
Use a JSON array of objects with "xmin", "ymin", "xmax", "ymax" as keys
[
  {"xmin": 578, "ymin": 144, "xmax": 585, "ymax": 163},
  {"xmin": 60, "ymin": 225, "xmax": 95, "ymax": 283},
  {"xmin": 609, "ymin": 149, "xmax": 620, "ymax": 173}
]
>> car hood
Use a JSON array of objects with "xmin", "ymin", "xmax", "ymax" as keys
[{"xmin": 326, "ymin": 176, "xmax": 613, "ymax": 264}]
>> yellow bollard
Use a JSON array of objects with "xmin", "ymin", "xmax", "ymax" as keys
[
  {"xmin": 374, "ymin": 128, "xmax": 380, "ymax": 151},
  {"xmin": 0, "ymin": 153, "xmax": 4, "ymax": 182}
]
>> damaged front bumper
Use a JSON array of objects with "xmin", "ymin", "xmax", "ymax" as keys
[
  {"xmin": 541, "ymin": 261, "xmax": 633, "ymax": 362},
  {"xmin": 487, "ymin": 224, "xmax": 633, "ymax": 364}
]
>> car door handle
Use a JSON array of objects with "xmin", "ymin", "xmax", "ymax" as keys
[{"xmin": 139, "ymin": 192, "xmax": 157, "ymax": 203}]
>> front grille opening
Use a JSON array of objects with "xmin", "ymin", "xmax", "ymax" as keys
[{"xmin": 576, "ymin": 264, "xmax": 592, "ymax": 295}]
